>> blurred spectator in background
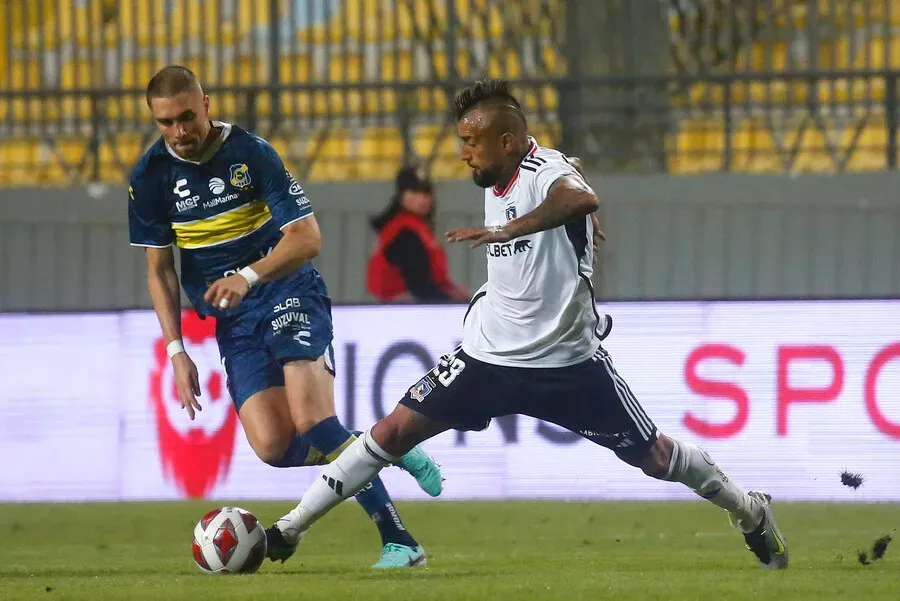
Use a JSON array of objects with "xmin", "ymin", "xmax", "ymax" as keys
[{"xmin": 367, "ymin": 166, "xmax": 470, "ymax": 304}]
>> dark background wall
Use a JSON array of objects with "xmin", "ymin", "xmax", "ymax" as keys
[{"xmin": 1, "ymin": 172, "xmax": 898, "ymax": 312}]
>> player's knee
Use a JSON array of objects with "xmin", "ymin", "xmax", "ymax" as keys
[
  {"xmin": 615, "ymin": 435, "xmax": 672, "ymax": 479},
  {"xmin": 252, "ymin": 438, "xmax": 291, "ymax": 467},
  {"xmin": 371, "ymin": 411, "xmax": 421, "ymax": 457},
  {"xmin": 638, "ymin": 435, "xmax": 674, "ymax": 480},
  {"xmin": 293, "ymin": 416, "xmax": 324, "ymax": 436}
]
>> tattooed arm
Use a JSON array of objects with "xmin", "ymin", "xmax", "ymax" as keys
[
  {"xmin": 501, "ymin": 175, "xmax": 598, "ymax": 240},
  {"xmin": 447, "ymin": 174, "xmax": 599, "ymax": 247}
]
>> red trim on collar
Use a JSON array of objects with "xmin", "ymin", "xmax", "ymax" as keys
[{"xmin": 492, "ymin": 139, "xmax": 538, "ymax": 197}]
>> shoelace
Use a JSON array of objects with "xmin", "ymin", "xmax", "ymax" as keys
[{"xmin": 381, "ymin": 543, "xmax": 410, "ymax": 556}]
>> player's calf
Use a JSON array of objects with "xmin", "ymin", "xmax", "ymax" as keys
[
  {"xmin": 628, "ymin": 434, "xmax": 761, "ymax": 527},
  {"xmin": 627, "ymin": 433, "xmax": 787, "ymax": 569}
]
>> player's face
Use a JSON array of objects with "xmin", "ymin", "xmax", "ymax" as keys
[
  {"xmin": 149, "ymin": 91, "xmax": 211, "ymax": 160},
  {"xmin": 458, "ymin": 111, "xmax": 506, "ymax": 188}
]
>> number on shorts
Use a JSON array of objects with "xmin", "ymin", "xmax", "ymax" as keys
[{"xmin": 434, "ymin": 354, "xmax": 466, "ymax": 387}]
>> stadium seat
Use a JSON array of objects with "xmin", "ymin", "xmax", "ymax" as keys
[
  {"xmin": 789, "ymin": 126, "xmax": 836, "ymax": 173},
  {"xmin": 843, "ymin": 121, "xmax": 888, "ymax": 172},
  {"xmin": 731, "ymin": 117, "xmax": 781, "ymax": 173},
  {"xmin": 0, "ymin": 138, "xmax": 46, "ymax": 186},
  {"xmin": 305, "ymin": 129, "xmax": 355, "ymax": 181},
  {"xmin": 527, "ymin": 122, "xmax": 562, "ymax": 149},
  {"xmin": 359, "ymin": 126, "xmax": 406, "ymax": 180},
  {"xmin": 413, "ymin": 124, "xmax": 468, "ymax": 179},
  {"xmin": 668, "ymin": 119, "xmax": 725, "ymax": 174}
]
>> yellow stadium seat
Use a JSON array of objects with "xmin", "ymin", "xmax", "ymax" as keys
[
  {"xmin": 114, "ymin": 132, "xmax": 149, "ymax": 166},
  {"xmin": 359, "ymin": 126, "xmax": 405, "ymax": 180},
  {"xmin": 732, "ymin": 118, "xmax": 781, "ymax": 173},
  {"xmin": 669, "ymin": 119, "xmax": 724, "ymax": 174},
  {"xmin": 305, "ymin": 129, "xmax": 355, "ymax": 181},
  {"xmin": 120, "ymin": 58, "xmax": 159, "ymax": 89},
  {"xmin": 871, "ymin": 34, "xmax": 900, "ymax": 67},
  {"xmin": 517, "ymin": 86, "xmax": 558, "ymax": 114},
  {"xmin": 380, "ymin": 51, "xmax": 415, "ymax": 82},
  {"xmin": 279, "ymin": 55, "xmax": 314, "ymax": 86},
  {"xmin": 327, "ymin": 53, "xmax": 364, "ymax": 83},
  {"xmin": 844, "ymin": 122, "xmax": 888, "ymax": 172},
  {"xmin": 527, "ymin": 122, "xmax": 561, "ymax": 148},
  {"xmin": 789, "ymin": 126, "xmax": 836, "ymax": 173},
  {"xmin": 0, "ymin": 139, "xmax": 45, "ymax": 186},
  {"xmin": 391, "ymin": 0, "xmax": 448, "ymax": 41},
  {"xmin": 414, "ymin": 124, "xmax": 467, "ymax": 179}
]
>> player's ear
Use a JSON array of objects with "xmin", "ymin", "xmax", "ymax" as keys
[
  {"xmin": 499, "ymin": 132, "xmax": 515, "ymax": 154},
  {"xmin": 202, "ymin": 95, "xmax": 210, "ymax": 114}
]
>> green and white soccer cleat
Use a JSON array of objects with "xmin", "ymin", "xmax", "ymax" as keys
[
  {"xmin": 371, "ymin": 543, "xmax": 427, "ymax": 569},
  {"xmin": 397, "ymin": 445, "xmax": 444, "ymax": 497},
  {"xmin": 730, "ymin": 491, "xmax": 789, "ymax": 570}
]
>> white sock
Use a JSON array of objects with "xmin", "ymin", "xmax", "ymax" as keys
[
  {"xmin": 665, "ymin": 438, "xmax": 763, "ymax": 532},
  {"xmin": 276, "ymin": 430, "xmax": 397, "ymax": 543}
]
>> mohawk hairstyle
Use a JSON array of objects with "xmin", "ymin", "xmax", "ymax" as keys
[
  {"xmin": 452, "ymin": 78, "xmax": 526, "ymax": 124},
  {"xmin": 146, "ymin": 65, "xmax": 201, "ymax": 106}
]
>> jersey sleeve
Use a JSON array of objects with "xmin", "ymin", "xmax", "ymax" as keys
[
  {"xmin": 127, "ymin": 168, "xmax": 173, "ymax": 248},
  {"xmin": 253, "ymin": 137, "xmax": 313, "ymax": 229},
  {"xmin": 528, "ymin": 155, "xmax": 582, "ymax": 202}
]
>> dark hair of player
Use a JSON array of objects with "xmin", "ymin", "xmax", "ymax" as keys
[
  {"xmin": 451, "ymin": 78, "xmax": 527, "ymax": 127},
  {"xmin": 146, "ymin": 65, "xmax": 202, "ymax": 107}
]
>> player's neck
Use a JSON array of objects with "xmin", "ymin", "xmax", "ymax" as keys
[
  {"xmin": 495, "ymin": 144, "xmax": 532, "ymax": 191},
  {"xmin": 194, "ymin": 123, "xmax": 221, "ymax": 155}
]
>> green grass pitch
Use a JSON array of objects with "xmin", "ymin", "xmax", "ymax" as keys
[{"xmin": 0, "ymin": 500, "xmax": 896, "ymax": 600}]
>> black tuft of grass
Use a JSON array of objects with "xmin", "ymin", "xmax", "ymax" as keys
[
  {"xmin": 840, "ymin": 470, "xmax": 864, "ymax": 490},
  {"xmin": 858, "ymin": 535, "xmax": 892, "ymax": 566}
]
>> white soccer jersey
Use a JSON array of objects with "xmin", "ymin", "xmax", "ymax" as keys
[{"xmin": 461, "ymin": 137, "xmax": 603, "ymax": 368}]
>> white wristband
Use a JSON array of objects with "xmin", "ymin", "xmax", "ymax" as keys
[
  {"xmin": 237, "ymin": 266, "xmax": 261, "ymax": 288},
  {"xmin": 166, "ymin": 339, "xmax": 186, "ymax": 359}
]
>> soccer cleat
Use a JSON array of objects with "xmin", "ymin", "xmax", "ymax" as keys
[
  {"xmin": 397, "ymin": 445, "xmax": 444, "ymax": 497},
  {"xmin": 265, "ymin": 525, "xmax": 302, "ymax": 563},
  {"xmin": 730, "ymin": 491, "xmax": 789, "ymax": 570},
  {"xmin": 371, "ymin": 543, "xmax": 427, "ymax": 569}
]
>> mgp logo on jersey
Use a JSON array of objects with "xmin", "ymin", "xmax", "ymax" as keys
[{"xmin": 149, "ymin": 311, "xmax": 239, "ymax": 498}]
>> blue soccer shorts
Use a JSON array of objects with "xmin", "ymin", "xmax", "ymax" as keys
[{"xmin": 215, "ymin": 278, "xmax": 335, "ymax": 411}]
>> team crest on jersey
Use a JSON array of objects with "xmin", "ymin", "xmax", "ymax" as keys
[
  {"xmin": 229, "ymin": 163, "xmax": 251, "ymax": 189},
  {"xmin": 409, "ymin": 376, "xmax": 435, "ymax": 402},
  {"xmin": 505, "ymin": 205, "xmax": 517, "ymax": 221}
]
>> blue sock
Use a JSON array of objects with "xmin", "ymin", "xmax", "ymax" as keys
[
  {"xmin": 270, "ymin": 434, "xmax": 316, "ymax": 468},
  {"xmin": 302, "ymin": 417, "xmax": 418, "ymax": 547}
]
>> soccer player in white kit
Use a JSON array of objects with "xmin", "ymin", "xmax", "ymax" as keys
[{"xmin": 272, "ymin": 79, "xmax": 789, "ymax": 570}]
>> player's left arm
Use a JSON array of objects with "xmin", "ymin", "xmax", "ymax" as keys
[
  {"xmin": 203, "ymin": 140, "xmax": 320, "ymax": 310},
  {"xmin": 500, "ymin": 174, "xmax": 598, "ymax": 241},
  {"xmin": 247, "ymin": 215, "xmax": 321, "ymax": 283}
]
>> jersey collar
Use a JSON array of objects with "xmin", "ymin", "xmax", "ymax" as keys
[
  {"xmin": 165, "ymin": 120, "xmax": 233, "ymax": 164},
  {"xmin": 492, "ymin": 137, "xmax": 538, "ymax": 198}
]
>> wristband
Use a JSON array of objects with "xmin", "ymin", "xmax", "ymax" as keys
[
  {"xmin": 166, "ymin": 339, "xmax": 186, "ymax": 359},
  {"xmin": 237, "ymin": 266, "xmax": 261, "ymax": 288}
]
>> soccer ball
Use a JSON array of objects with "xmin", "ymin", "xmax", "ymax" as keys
[{"xmin": 191, "ymin": 507, "xmax": 267, "ymax": 574}]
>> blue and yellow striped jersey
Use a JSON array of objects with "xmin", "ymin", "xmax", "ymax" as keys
[{"xmin": 128, "ymin": 122, "xmax": 316, "ymax": 316}]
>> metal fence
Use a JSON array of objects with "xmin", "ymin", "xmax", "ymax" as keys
[{"xmin": 0, "ymin": 0, "xmax": 897, "ymax": 185}]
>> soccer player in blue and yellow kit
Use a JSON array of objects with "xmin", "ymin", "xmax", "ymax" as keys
[{"xmin": 128, "ymin": 66, "xmax": 440, "ymax": 569}]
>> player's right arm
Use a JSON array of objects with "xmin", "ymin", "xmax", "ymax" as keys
[
  {"xmin": 128, "ymin": 173, "xmax": 202, "ymax": 419},
  {"xmin": 567, "ymin": 156, "xmax": 606, "ymax": 258}
]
